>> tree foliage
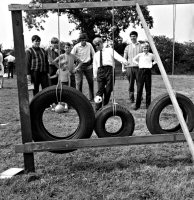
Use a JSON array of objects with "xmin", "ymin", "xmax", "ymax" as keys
[
  {"xmin": 24, "ymin": 0, "xmax": 153, "ymax": 43},
  {"xmin": 153, "ymin": 35, "xmax": 194, "ymax": 74}
]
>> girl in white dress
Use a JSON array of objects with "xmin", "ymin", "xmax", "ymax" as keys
[{"xmin": 0, "ymin": 48, "xmax": 4, "ymax": 88}]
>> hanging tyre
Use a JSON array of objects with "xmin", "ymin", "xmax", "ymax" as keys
[
  {"xmin": 94, "ymin": 104, "xmax": 135, "ymax": 138},
  {"xmin": 146, "ymin": 92, "xmax": 194, "ymax": 135},
  {"xmin": 30, "ymin": 85, "xmax": 95, "ymax": 153}
]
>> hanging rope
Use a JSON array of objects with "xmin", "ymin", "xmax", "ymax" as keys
[
  {"xmin": 55, "ymin": 1, "xmax": 63, "ymax": 104},
  {"xmin": 110, "ymin": 3, "xmax": 118, "ymax": 116},
  {"xmin": 171, "ymin": 4, "xmax": 176, "ymax": 93},
  {"xmin": 172, "ymin": 4, "xmax": 176, "ymax": 76}
]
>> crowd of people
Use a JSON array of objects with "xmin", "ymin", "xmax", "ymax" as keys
[{"xmin": 0, "ymin": 31, "xmax": 157, "ymax": 111}]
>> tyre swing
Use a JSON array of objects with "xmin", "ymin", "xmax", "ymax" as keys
[
  {"xmin": 30, "ymin": 4, "xmax": 95, "ymax": 153},
  {"xmin": 94, "ymin": 7, "xmax": 135, "ymax": 138},
  {"xmin": 146, "ymin": 5, "xmax": 194, "ymax": 135}
]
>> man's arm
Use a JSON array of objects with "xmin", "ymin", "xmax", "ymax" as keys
[
  {"xmin": 122, "ymin": 46, "xmax": 128, "ymax": 72},
  {"xmin": 25, "ymin": 49, "xmax": 32, "ymax": 75},
  {"xmin": 132, "ymin": 54, "xmax": 140, "ymax": 65},
  {"xmin": 152, "ymin": 54, "xmax": 157, "ymax": 65},
  {"xmin": 90, "ymin": 43, "xmax": 95, "ymax": 58},
  {"xmin": 93, "ymin": 54, "xmax": 98, "ymax": 79},
  {"xmin": 74, "ymin": 55, "xmax": 83, "ymax": 72},
  {"xmin": 52, "ymin": 55, "xmax": 61, "ymax": 69},
  {"xmin": 113, "ymin": 49, "xmax": 128, "ymax": 67},
  {"xmin": 44, "ymin": 50, "xmax": 50, "ymax": 74}
]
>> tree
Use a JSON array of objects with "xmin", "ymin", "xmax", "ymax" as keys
[
  {"xmin": 153, "ymin": 35, "xmax": 185, "ymax": 74},
  {"xmin": 24, "ymin": 0, "xmax": 153, "ymax": 43},
  {"xmin": 179, "ymin": 41, "xmax": 194, "ymax": 74}
]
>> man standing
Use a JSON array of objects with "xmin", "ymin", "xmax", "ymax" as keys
[
  {"xmin": 26, "ymin": 35, "xmax": 49, "ymax": 96},
  {"xmin": 46, "ymin": 37, "xmax": 59, "ymax": 85},
  {"xmin": 0, "ymin": 47, "xmax": 4, "ymax": 88},
  {"xmin": 4, "ymin": 51, "xmax": 15, "ymax": 79},
  {"xmin": 122, "ymin": 31, "xmax": 142, "ymax": 103},
  {"xmin": 71, "ymin": 33, "xmax": 95, "ymax": 101},
  {"xmin": 93, "ymin": 37, "xmax": 128, "ymax": 111},
  {"xmin": 132, "ymin": 42, "xmax": 156, "ymax": 110}
]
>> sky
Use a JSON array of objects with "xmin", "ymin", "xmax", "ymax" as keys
[{"xmin": 1, "ymin": 0, "xmax": 194, "ymax": 49}]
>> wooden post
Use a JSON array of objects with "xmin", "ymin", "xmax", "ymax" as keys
[
  {"xmin": 136, "ymin": 3, "xmax": 194, "ymax": 161},
  {"xmin": 11, "ymin": 10, "xmax": 35, "ymax": 172}
]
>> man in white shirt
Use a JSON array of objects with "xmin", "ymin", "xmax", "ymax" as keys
[
  {"xmin": 93, "ymin": 37, "xmax": 128, "ymax": 111},
  {"xmin": 4, "ymin": 51, "xmax": 15, "ymax": 79},
  {"xmin": 132, "ymin": 42, "xmax": 156, "ymax": 110},
  {"xmin": 122, "ymin": 31, "xmax": 142, "ymax": 103},
  {"xmin": 71, "ymin": 33, "xmax": 95, "ymax": 101}
]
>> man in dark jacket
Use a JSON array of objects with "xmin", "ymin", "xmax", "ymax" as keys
[{"xmin": 26, "ymin": 35, "xmax": 49, "ymax": 96}]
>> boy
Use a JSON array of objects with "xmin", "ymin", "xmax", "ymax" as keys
[
  {"xmin": 132, "ymin": 42, "xmax": 157, "ymax": 110},
  {"xmin": 4, "ymin": 51, "xmax": 15, "ymax": 79},
  {"xmin": 26, "ymin": 35, "xmax": 49, "ymax": 96},
  {"xmin": 46, "ymin": 37, "xmax": 59, "ymax": 85},
  {"xmin": 122, "ymin": 31, "xmax": 142, "ymax": 103},
  {"xmin": 71, "ymin": 33, "xmax": 95, "ymax": 101},
  {"xmin": 52, "ymin": 42, "xmax": 82, "ymax": 88},
  {"xmin": 93, "ymin": 37, "xmax": 128, "ymax": 111},
  {"xmin": 49, "ymin": 66, "xmax": 70, "ymax": 86}
]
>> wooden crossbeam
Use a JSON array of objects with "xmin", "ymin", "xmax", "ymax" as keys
[
  {"xmin": 8, "ymin": 0, "xmax": 194, "ymax": 11},
  {"xmin": 15, "ymin": 133, "xmax": 194, "ymax": 153}
]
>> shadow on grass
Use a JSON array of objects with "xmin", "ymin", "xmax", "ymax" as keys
[
  {"xmin": 137, "ymin": 156, "xmax": 192, "ymax": 168},
  {"xmin": 68, "ymin": 155, "xmax": 192, "ymax": 173}
]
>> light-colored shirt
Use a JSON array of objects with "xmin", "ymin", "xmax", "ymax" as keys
[
  {"xmin": 0, "ymin": 52, "xmax": 4, "ymax": 75},
  {"xmin": 124, "ymin": 42, "xmax": 142, "ymax": 67},
  {"xmin": 4, "ymin": 55, "xmax": 15, "ymax": 63},
  {"xmin": 93, "ymin": 47, "xmax": 127, "ymax": 78},
  {"xmin": 57, "ymin": 69, "xmax": 70, "ymax": 83},
  {"xmin": 54, "ymin": 53, "xmax": 82, "ymax": 73},
  {"xmin": 71, "ymin": 42, "xmax": 95, "ymax": 63},
  {"xmin": 133, "ymin": 52, "xmax": 156, "ymax": 69}
]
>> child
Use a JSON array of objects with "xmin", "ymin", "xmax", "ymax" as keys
[
  {"xmin": 49, "ymin": 65, "xmax": 70, "ymax": 86},
  {"xmin": 49, "ymin": 66, "xmax": 70, "ymax": 111},
  {"xmin": 132, "ymin": 42, "xmax": 156, "ymax": 110},
  {"xmin": 92, "ymin": 37, "xmax": 128, "ymax": 111},
  {"xmin": 52, "ymin": 42, "xmax": 82, "ymax": 88}
]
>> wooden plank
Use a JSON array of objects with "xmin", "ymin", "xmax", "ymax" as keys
[
  {"xmin": 8, "ymin": 0, "xmax": 194, "ymax": 11},
  {"xmin": 0, "ymin": 168, "xmax": 24, "ymax": 179},
  {"xmin": 11, "ymin": 11, "xmax": 35, "ymax": 172},
  {"xmin": 136, "ymin": 3, "xmax": 194, "ymax": 162},
  {"xmin": 15, "ymin": 133, "xmax": 194, "ymax": 153}
]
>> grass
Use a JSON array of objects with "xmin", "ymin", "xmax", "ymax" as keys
[{"xmin": 1, "ymin": 75, "xmax": 194, "ymax": 199}]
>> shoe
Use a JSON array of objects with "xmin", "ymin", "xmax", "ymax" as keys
[
  {"xmin": 132, "ymin": 105, "xmax": 140, "ymax": 110},
  {"xmin": 64, "ymin": 103, "xmax": 68, "ymax": 111},
  {"xmin": 50, "ymin": 103, "xmax": 56, "ymax": 111}
]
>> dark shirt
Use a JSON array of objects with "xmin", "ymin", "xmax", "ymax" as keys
[
  {"xmin": 26, "ymin": 47, "xmax": 49, "ymax": 74},
  {"xmin": 46, "ymin": 46, "xmax": 59, "ymax": 65}
]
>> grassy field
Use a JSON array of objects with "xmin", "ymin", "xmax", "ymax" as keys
[{"xmin": 1, "ymin": 75, "xmax": 194, "ymax": 200}]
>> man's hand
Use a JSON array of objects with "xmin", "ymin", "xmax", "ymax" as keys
[
  {"xmin": 122, "ymin": 68, "xmax": 126, "ymax": 73},
  {"xmin": 74, "ymin": 67, "xmax": 80, "ymax": 72},
  {"xmin": 123, "ymin": 61, "xmax": 129, "ymax": 66}
]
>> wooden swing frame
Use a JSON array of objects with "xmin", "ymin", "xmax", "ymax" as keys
[{"xmin": 9, "ymin": 0, "xmax": 194, "ymax": 172}]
